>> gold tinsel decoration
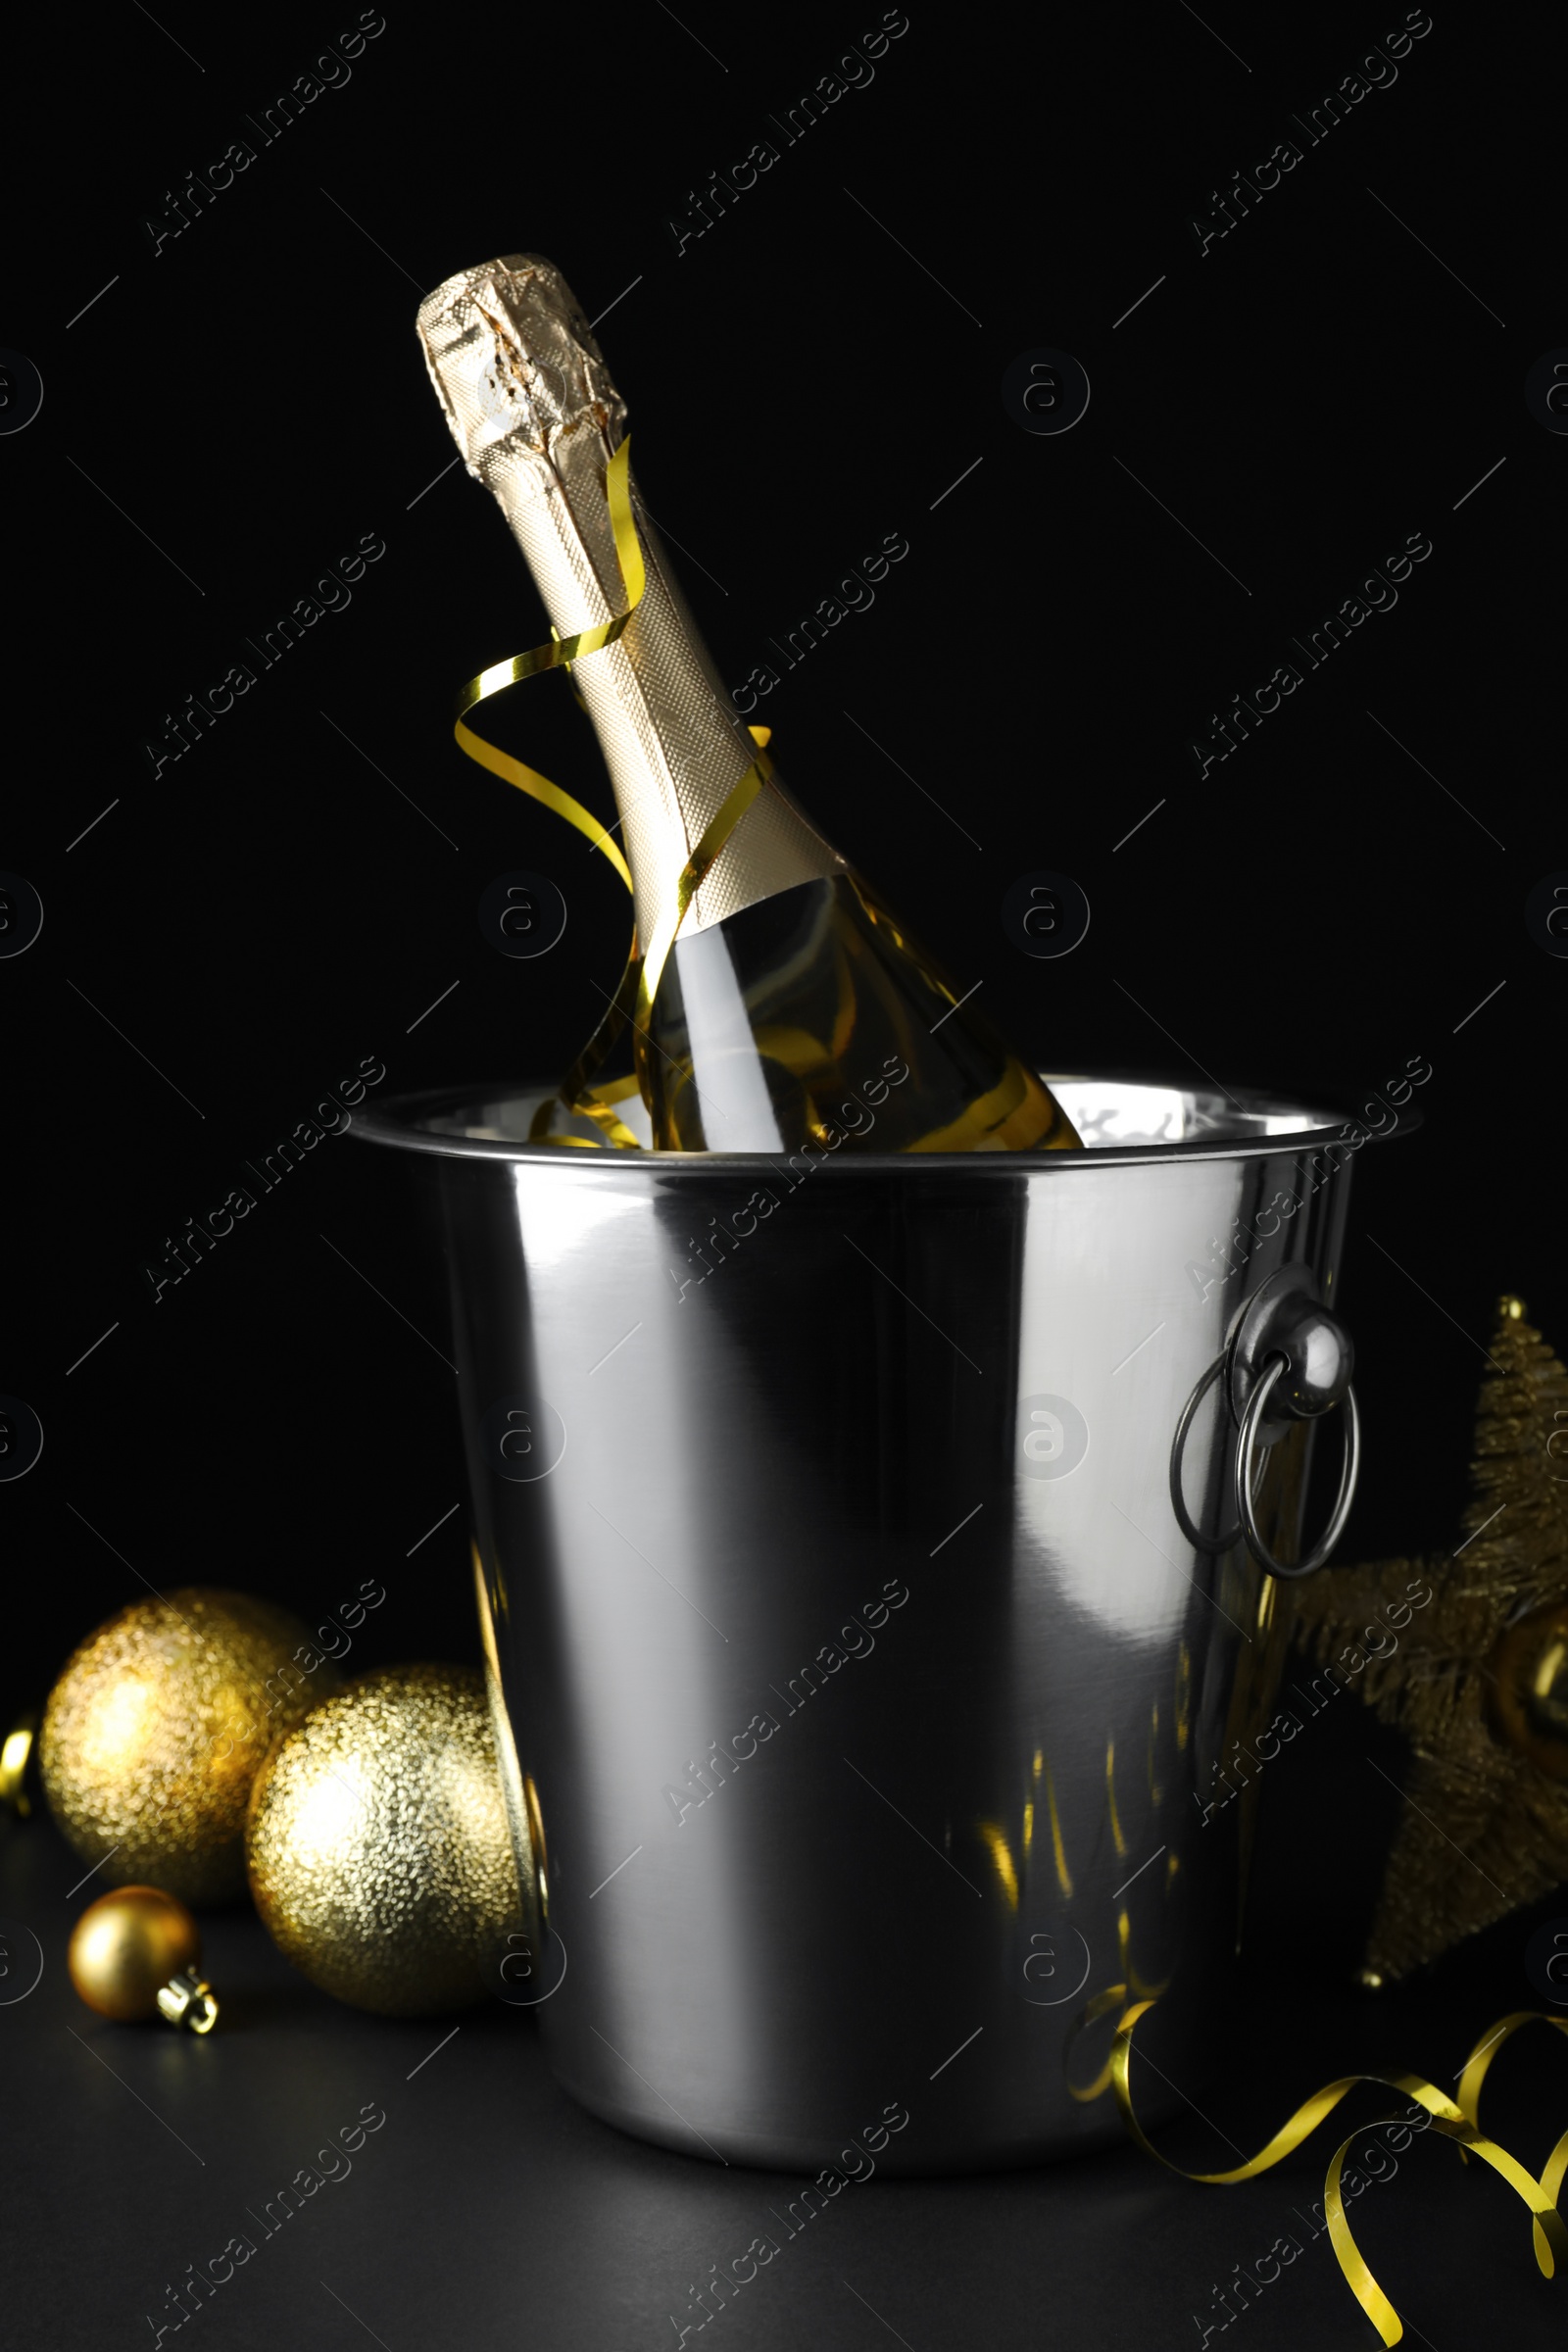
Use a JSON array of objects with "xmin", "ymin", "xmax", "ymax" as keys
[
  {"xmin": 41, "ymin": 1590, "xmax": 338, "ymax": 1906},
  {"xmin": 245, "ymin": 1664, "xmax": 523, "ymax": 2017},
  {"xmin": 1292, "ymin": 1295, "xmax": 1568, "ymax": 1981}
]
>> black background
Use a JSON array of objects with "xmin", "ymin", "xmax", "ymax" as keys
[{"xmin": 3, "ymin": 2, "xmax": 1565, "ymax": 2344}]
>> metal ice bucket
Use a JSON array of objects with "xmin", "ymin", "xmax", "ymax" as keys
[{"xmin": 354, "ymin": 1074, "xmax": 1413, "ymax": 2174}]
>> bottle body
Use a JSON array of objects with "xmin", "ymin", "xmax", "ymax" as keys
[{"xmin": 650, "ymin": 871, "xmax": 1070, "ymax": 1152}]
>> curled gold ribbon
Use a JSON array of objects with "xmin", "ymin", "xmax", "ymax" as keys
[
  {"xmin": 635, "ymin": 760, "xmax": 765, "ymax": 1017},
  {"xmin": 454, "ymin": 432, "xmax": 647, "ymax": 726},
  {"xmin": 1064, "ymin": 1983, "xmax": 1127, "ymax": 2106},
  {"xmin": 1102, "ymin": 1994, "xmax": 1568, "ymax": 2345},
  {"xmin": 1455, "ymin": 2010, "xmax": 1568, "ymax": 2273},
  {"xmin": 451, "ymin": 433, "xmax": 770, "ymax": 1146}
]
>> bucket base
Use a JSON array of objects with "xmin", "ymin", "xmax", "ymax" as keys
[{"xmin": 548, "ymin": 2063, "xmax": 1183, "ymax": 2179}]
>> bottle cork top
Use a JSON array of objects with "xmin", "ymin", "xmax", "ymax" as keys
[{"xmin": 416, "ymin": 255, "xmax": 625, "ymax": 488}]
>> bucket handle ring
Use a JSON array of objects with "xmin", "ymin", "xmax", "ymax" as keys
[
  {"xmin": 1234, "ymin": 1354, "xmax": 1361, "ymax": 1580},
  {"xmin": 1169, "ymin": 1355, "xmax": 1247, "ymax": 1554},
  {"xmin": 1168, "ymin": 1267, "xmax": 1360, "ymax": 1577}
]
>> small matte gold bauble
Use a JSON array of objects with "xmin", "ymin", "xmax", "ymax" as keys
[
  {"xmin": 68, "ymin": 1884, "xmax": 218, "ymax": 2031},
  {"xmin": 42, "ymin": 1590, "xmax": 338, "ymax": 1905},
  {"xmin": 1490, "ymin": 1601, "xmax": 1568, "ymax": 1780},
  {"xmin": 245, "ymin": 1664, "xmax": 523, "ymax": 2017}
]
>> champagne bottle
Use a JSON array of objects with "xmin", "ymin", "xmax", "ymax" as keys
[{"xmin": 417, "ymin": 255, "xmax": 1080, "ymax": 1155}]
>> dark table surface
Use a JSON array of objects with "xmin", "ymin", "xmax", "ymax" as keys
[{"xmin": 5, "ymin": 1787, "xmax": 1562, "ymax": 2352}]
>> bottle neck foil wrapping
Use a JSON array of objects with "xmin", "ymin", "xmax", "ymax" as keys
[{"xmin": 416, "ymin": 254, "xmax": 842, "ymax": 948}]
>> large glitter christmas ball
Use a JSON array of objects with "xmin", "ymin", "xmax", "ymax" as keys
[
  {"xmin": 41, "ymin": 1589, "xmax": 338, "ymax": 1905},
  {"xmin": 245, "ymin": 1664, "xmax": 523, "ymax": 2016}
]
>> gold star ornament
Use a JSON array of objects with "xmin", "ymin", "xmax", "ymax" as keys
[{"xmin": 1291, "ymin": 1296, "xmax": 1568, "ymax": 1983}]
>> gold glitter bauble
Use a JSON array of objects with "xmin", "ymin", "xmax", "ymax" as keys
[
  {"xmin": 68, "ymin": 1885, "xmax": 202, "ymax": 2021},
  {"xmin": 245, "ymin": 1665, "xmax": 523, "ymax": 2017},
  {"xmin": 41, "ymin": 1590, "xmax": 338, "ymax": 1906}
]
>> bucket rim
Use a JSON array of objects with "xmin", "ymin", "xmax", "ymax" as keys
[{"xmin": 348, "ymin": 1070, "xmax": 1422, "ymax": 1173}]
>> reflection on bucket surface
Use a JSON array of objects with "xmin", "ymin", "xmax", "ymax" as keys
[{"xmin": 353, "ymin": 1075, "xmax": 1416, "ymax": 2172}]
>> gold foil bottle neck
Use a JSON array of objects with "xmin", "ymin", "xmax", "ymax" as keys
[
  {"xmin": 417, "ymin": 255, "xmax": 843, "ymax": 951},
  {"xmin": 417, "ymin": 254, "xmax": 625, "ymax": 486}
]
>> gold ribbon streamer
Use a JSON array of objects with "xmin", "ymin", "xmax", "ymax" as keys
[
  {"xmin": 635, "ymin": 758, "xmax": 767, "ymax": 1017},
  {"xmin": 452, "ymin": 436, "xmax": 643, "ymax": 906},
  {"xmin": 1455, "ymin": 2010, "xmax": 1568, "ymax": 2273},
  {"xmin": 1104, "ymin": 1994, "xmax": 1568, "ymax": 2345},
  {"xmin": 1064, "ymin": 1984, "xmax": 1128, "ymax": 2106},
  {"xmin": 454, "ymin": 433, "xmax": 647, "ymax": 715},
  {"xmin": 453, "ymin": 722, "xmax": 633, "ymax": 898},
  {"xmin": 450, "ymin": 432, "xmax": 770, "ymax": 1146}
]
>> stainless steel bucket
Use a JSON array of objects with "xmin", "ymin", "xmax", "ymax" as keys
[{"xmin": 353, "ymin": 1073, "xmax": 1415, "ymax": 2174}]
